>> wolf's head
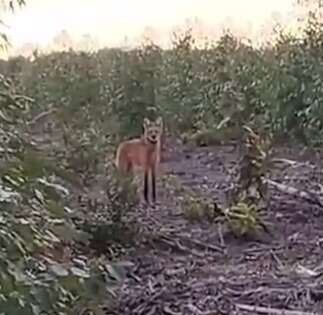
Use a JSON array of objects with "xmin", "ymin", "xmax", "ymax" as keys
[{"xmin": 143, "ymin": 116, "xmax": 163, "ymax": 144}]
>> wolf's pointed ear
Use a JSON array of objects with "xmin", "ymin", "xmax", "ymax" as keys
[
  {"xmin": 155, "ymin": 116, "xmax": 163, "ymax": 128},
  {"xmin": 143, "ymin": 117, "xmax": 150, "ymax": 129}
]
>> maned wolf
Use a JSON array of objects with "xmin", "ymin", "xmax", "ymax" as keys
[{"xmin": 115, "ymin": 117, "xmax": 163, "ymax": 204}]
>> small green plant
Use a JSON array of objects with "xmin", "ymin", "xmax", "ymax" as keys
[
  {"xmin": 181, "ymin": 193, "xmax": 215, "ymax": 222},
  {"xmin": 170, "ymin": 178, "xmax": 215, "ymax": 222},
  {"xmin": 105, "ymin": 163, "xmax": 140, "ymax": 223},
  {"xmin": 79, "ymin": 161, "xmax": 140, "ymax": 257},
  {"xmin": 181, "ymin": 128, "xmax": 222, "ymax": 146},
  {"xmin": 222, "ymin": 125, "xmax": 272, "ymax": 237},
  {"xmin": 221, "ymin": 202, "xmax": 264, "ymax": 237}
]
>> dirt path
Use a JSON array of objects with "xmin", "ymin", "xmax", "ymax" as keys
[{"xmin": 113, "ymin": 141, "xmax": 323, "ymax": 315}]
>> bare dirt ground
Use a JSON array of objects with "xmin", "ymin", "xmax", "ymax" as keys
[{"xmin": 112, "ymin": 139, "xmax": 323, "ymax": 315}]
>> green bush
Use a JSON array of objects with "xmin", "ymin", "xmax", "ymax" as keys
[
  {"xmin": 79, "ymin": 162, "xmax": 141, "ymax": 254},
  {"xmin": 6, "ymin": 10, "xmax": 323, "ymax": 146},
  {"xmin": 0, "ymin": 73, "xmax": 123, "ymax": 315}
]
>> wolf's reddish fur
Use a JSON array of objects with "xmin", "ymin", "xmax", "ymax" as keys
[{"xmin": 115, "ymin": 117, "xmax": 163, "ymax": 203}]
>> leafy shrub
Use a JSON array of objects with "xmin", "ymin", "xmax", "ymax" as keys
[
  {"xmin": 78, "ymin": 161, "xmax": 141, "ymax": 257},
  {"xmin": 180, "ymin": 193, "xmax": 215, "ymax": 222},
  {"xmin": 6, "ymin": 8, "xmax": 323, "ymax": 147},
  {"xmin": 222, "ymin": 126, "xmax": 272, "ymax": 237},
  {"xmin": 0, "ymin": 73, "xmax": 123, "ymax": 315},
  {"xmin": 164, "ymin": 175, "xmax": 215, "ymax": 222}
]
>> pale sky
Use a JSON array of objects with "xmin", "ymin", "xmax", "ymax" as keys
[{"xmin": 2, "ymin": 0, "xmax": 300, "ymax": 52}]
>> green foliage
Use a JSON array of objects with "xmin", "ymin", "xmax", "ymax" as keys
[
  {"xmin": 164, "ymin": 175, "xmax": 215, "ymax": 222},
  {"xmin": 182, "ymin": 197, "xmax": 203, "ymax": 222},
  {"xmin": 222, "ymin": 202, "xmax": 263, "ymax": 236},
  {"xmin": 113, "ymin": 44, "xmax": 162, "ymax": 138},
  {"xmin": 0, "ymin": 73, "xmax": 123, "ymax": 314},
  {"xmin": 5, "ymin": 10, "xmax": 323, "ymax": 146},
  {"xmin": 159, "ymin": 29, "xmax": 200, "ymax": 133},
  {"xmin": 178, "ymin": 125, "xmax": 272, "ymax": 235},
  {"xmin": 222, "ymin": 126, "xmax": 272, "ymax": 237},
  {"xmin": 181, "ymin": 193, "xmax": 215, "ymax": 222},
  {"xmin": 80, "ymin": 162, "xmax": 140, "ymax": 255},
  {"xmin": 236, "ymin": 126, "xmax": 272, "ymax": 205}
]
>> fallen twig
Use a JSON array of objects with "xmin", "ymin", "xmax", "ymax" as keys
[
  {"xmin": 128, "ymin": 272, "xmax": 142, "ymax": 283},
  {"xmin": 163, "ymin": 305, "xmax": 181, "ymax": 315},
  {"xmin": 132, "ymin": 288, "xmax": 166, "ymax": 314},
  {"xmin": 218, "ymin": 223, "xmax": 225, "ymax": 248},
  {"xmin": 28, "ymin": 107, "xmax": 57, "ymax": 125},
  {"xmin": 272, "ymin": 158, "xmax": 317, "ymax": 170},
  {"xmin": 235, "ymin": 303, "xmax": 320, "ymax": 315},
  {"xmin": 270, "ymin": 249, "xmax": 284, "ymax": 270},
  {"xmin": 186, "ymin": 303, "xmax": 219, "ymax": 315},
  {"xmin": 152, "ymin": 234, "xmax": 204, "ymax": 257},
  {"xmin": 178, "ymin": 233, "xmax": 224, "ymax": 253},
  {"xmin": 265, "ymin": 179, "xmax": 323, "ymax": 208}
]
